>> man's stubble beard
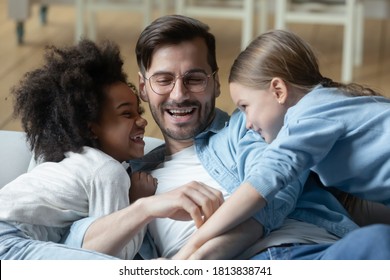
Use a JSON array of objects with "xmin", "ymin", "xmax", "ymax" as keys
[{"xmin": 149, "ymin": 99, "xmax": 216, "ymax": 141}]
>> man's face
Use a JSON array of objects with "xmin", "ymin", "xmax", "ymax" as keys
[{"xmin": 139, "ymin": 38, "xmax": 220, "ymax": 151}]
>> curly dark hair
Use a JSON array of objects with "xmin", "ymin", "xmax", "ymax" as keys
[{"xmin": 12, "ymin": 39, "xmax": 129, "ymax": 162}]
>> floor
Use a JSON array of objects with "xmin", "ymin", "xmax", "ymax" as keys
[{"xmin": 1, "ymin": 1, "xmax": 390, "ymax": 140}]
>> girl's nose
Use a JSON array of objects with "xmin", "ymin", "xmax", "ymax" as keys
[
  {"xmin": 246, "ymin": 120, "xmax": 252, "ymax": 130},
  {"xmin": 136, "ymin": 116, "xmax": 148, "ymax": 128}
]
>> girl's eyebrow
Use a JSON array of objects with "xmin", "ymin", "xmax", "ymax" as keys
[{"xmin": 116, "ymin": 102, "xmax": 133, "ymax": 109}]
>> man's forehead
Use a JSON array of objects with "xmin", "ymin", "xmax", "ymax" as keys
[
  {"xmin": 150, "ymin": 38, "xmax": 208, "ymax": 61},
  {"xmin": 148, "ymin": 48, "xmax": 210, "ymax": 74}
]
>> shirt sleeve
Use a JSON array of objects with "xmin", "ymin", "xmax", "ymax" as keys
[
  {"xmin": 88, "ymin": 160, "xmax": 146, "ymax": 259},
  {"xmin": 245, "ymin": 117, "xmax": 345, "ymax": 203},
  {"xmin": 61, "ymin": 217, "xmax": 97, "ymax": 248},
  {"xmin": 88, "ymin": 160, "xmax": 130, "ymax": 217},
  {"xmin": 236, "ymin": 127, "xmax": 309, "ymax": 234}
]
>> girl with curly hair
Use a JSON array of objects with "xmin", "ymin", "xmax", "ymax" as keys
[{"xmin": 0, "ymin": 39, "xmax": 223, "ymax": 259}]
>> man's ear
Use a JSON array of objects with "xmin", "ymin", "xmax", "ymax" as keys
[
  {"xmin": 270, "ymin": 77, "xmax": 288, "ymax": 105},
  {"xmin": 138, "ymin": 71, "xmax": 149, "ymax": 102}
]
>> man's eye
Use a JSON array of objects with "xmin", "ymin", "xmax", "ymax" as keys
[
  {"xmin": 186, "ymin": 77, "xmax": 204, "ymax": 85},
  {"xmin": 155, "ymin": 77, "xmax": 173, "ymax": 86}
]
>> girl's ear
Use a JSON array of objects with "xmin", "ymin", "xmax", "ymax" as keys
[
  {"xmin": 88, "ymin": 122, "xmax": 99, "ymax": 139},
  {"xmin": 138, "ymin": 71, "xmax": 149, "ymax": 102},
  {"xmin": 270, "ymin": 77, "xmax": 288, "ymax": 105}
]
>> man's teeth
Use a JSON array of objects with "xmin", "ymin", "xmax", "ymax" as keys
[{"xmin": 168, "ymin": 109, "xmax": 193, "ymax": 115}]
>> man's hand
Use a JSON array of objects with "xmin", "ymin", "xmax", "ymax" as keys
[{"xmin": 142, "ymin": 181, "xmax": 224, "ymax": 228}]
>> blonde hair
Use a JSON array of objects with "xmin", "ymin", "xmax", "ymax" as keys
[{"xmin": 229, "ymin": 30, "xmax": 381, "ymax": 97}]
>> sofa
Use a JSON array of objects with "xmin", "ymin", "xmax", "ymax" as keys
[{"xmin": 0, "ymin": 129, "xmax": 164, "ymax": 188}]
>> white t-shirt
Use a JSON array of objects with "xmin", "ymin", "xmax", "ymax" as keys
[
  {"xmin": 149, "ymin": 146, "xmax": 230, "ymax": 257},
  {"xmin": 0, "ymin": 146, "xmax": 144, "ymax": 259},
  {"xmin": 149, "ymin": 145, "xmax": 338, "ymax": 258}
]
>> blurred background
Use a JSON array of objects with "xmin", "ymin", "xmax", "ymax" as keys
[{"xmin": 1, "ymin": 0, "xmax": 390, "ymax": 140}]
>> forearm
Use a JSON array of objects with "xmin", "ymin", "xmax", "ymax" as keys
[
  {"xmin": 184, "ymin": 218, "xmax": 263, "ymax": 260},
  {"xmin": 83, "ymin": 198, "xmax": 152, "ymax": 257},
  {"xmin": 174, "ymin": 182, "xmax": 266, "ymax": 259},
  {"xmin": 336, "ymin": 192, "xmax": 390, "ymax": 226},
  {"xmin": 82, "ymin": 182, "xmax": 223, "ymax": 257}
]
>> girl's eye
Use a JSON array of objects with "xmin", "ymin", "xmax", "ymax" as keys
[{"xmin": 239, "ymin": 105, "xmax": 247, "ymax": 111}]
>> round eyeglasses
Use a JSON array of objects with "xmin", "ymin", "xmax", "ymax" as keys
[{"xmin": 144, "ymin": 70, "xmax": 218, "ymax": 95}]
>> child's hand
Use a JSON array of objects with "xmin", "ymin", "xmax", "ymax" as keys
[{"xmin": 129, "ymin": 171, "xmax": 158, "ymax": 203}]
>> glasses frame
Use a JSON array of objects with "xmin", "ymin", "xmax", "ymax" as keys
[{"xmin": 144, "ymin": 70, "xmax": 218, "ymax": 95}]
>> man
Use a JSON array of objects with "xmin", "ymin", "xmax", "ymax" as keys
[{"xmin": 128, "ymin": 14, "xmax": 390, "ymax": 260}]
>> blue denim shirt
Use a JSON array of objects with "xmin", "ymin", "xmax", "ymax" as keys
[{"xmin": 130, "ymin": 108, "xmax": 358, "ymax": 259}]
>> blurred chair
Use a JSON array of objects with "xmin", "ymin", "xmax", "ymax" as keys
[
  {"xmin": 7, "ymin": 0, "xmax": 169, "ymax": 44},
  {"xmin": 80, "ymin": 0, "xmax": 169, "ymax": 41},
  {"xmin": 7, "ymin": 0, "xmax": 74, "ymax": 44},
  {"xmin": 274, "ymin": 0, "xmax": 364, "ymax": 83},
  {"xmin": 174, "ymin": 0, "xmax": 269, "ymax": 50}
]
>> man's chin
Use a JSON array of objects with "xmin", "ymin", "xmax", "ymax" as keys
[{"xmin": 163, "ymin": 126, "xmax": 199, "ymax": 141}]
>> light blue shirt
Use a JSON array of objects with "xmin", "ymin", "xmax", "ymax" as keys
[{"xmin": 244, "ymin": 85, "xmax": 390, "ymax": 206}]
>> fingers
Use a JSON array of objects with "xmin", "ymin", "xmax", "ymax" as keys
[
  {"xmin": 142, "ymin": 180, "xmax": 224, "ymax": 228},
  {"xmin": 185, "ymin": 182, "xmax": 223, "ymax": 222},
  {"xmin": 129, "ymin": 172, "xmax": 158, "ymax": 202},
  {"xmin": 153, "ymin": 177, "xmax": 158, "ymax": 188},
  {"xmin": 172, "ymin": 181, "xmax": 224, "ymax": 227},
  {"xmin": 176, "ymin": 195, "xmax": 204, "ymax": 228},
  {"xmin": 131, "ymin": 171, "xmax": 158, "ymax": 187}
]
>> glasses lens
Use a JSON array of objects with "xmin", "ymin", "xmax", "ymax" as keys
[
  {"xmin": 149, "ymin": 73, "xmax": 175, "ymax": 95},
  {"xmin": 148, "ymin": 71, "xmax": 212, "ymax": 95},
  {"xmin": 183, "ymin": 72, "xmax": 208, "ymax": 93}
]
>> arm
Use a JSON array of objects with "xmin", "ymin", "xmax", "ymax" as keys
[
  {"xmin": 173, "ymin": 182, "xmax": 266, "ymax": 259},
  {"xmin": 82, "ymin": 181, "xmax": 224, "ymax": 257},
  {"xmin": 335, "ymin": 191, "xmax": 390, "ymax": 226},
  {"xmin": 177, "ymin": 217, "xmax": 263, "ymax": 260}
]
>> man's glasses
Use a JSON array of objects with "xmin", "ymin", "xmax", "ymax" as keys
[{"xmin": 144, "ymin": 70, "xmax": 218, "ymax": 95}]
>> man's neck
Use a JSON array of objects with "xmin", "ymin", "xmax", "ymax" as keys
[
  {"xmin": 162, "ymin": 108, "xmax": 230, "ymax": 155},
  {"xmin": 164, "ymin": 137, "xmax": 194, "ymax": 156}
]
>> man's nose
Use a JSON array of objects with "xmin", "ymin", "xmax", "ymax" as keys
[{"xmin": 169, "ymin": 78, "xmax": 189, "ymax": 101}]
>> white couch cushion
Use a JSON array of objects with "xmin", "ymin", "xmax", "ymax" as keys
[
  {"xmin": 0, "ymin": 130, "xmax": 32, "ymax": 188},
  {"xmin": 0, "ymin": 130, "xmax": 164, "ymax": 188}
]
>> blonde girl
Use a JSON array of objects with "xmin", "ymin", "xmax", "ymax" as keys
[{"xmin": 174, "ymin": 29, "xmax": 390, "ymax": 259}]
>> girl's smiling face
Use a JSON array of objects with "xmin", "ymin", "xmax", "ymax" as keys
[
  {"xmin": 229, "ymin": 79, "xmax": 288, "ymax": 143},
  {"xmin": 90, "ymin": 82, "xmax": 147, "ymax": 162}
]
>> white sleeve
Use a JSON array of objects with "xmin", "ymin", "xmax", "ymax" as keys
[{"xmin": 88, "ymin": 160, "xmax": 145, "ymax": 259}]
